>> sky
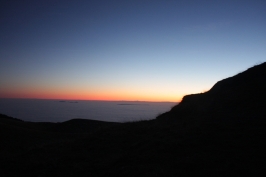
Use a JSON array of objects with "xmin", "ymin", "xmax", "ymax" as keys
[{"xmin": 0, "ymin": 0, "xmax": 265, "ymax": 102}]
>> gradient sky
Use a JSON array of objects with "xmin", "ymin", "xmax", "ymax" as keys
[{"xmin": 1, "ymin": 0, "xmax": 265, "ymax": 102}]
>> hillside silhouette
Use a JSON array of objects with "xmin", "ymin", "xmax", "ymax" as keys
[
  {"xmin": 1, "ymin": 62, "xmax": 266, "ymax": 176},
  {"xmin": 157, "ymin": 62, "xmax": 266, "ymax": 126}
]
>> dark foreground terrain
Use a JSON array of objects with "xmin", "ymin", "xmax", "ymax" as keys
[{"xmin": 1, "ymin": 62, "xmax": 266, "ymax": 176}]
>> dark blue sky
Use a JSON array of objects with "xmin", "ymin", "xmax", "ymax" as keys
[{"xmin": 1, "ymin": 0, "xmax": 266, "ymax": 101}]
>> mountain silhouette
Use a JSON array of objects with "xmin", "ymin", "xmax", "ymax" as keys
[
  {"xmin": 157, "ymin": 62, "xmax": 266, "ymax": 125},
  {"xmin": 1, "ymin": 62, "xmax": 266, "ymax": 176},
  {"xmin": 153, "ymin": 62, "xmax": 266, "ymax": 175}
]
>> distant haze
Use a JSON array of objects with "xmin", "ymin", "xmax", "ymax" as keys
[
  {"xmin": 0, "ymin": 99, "xmax": 176, "ymax": 122},
  {"xmin": 1, "ymin": 0, "xmax": 265, "ymax": 102}
]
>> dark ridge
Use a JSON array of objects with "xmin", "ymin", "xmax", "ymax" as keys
[
  {"xmin": 0, "ymin": 113, "xmax": 23, "ymax": 122},
  {"xmin": 0, "ymin": 113, "xmax": 119, "ymax": 134},
  {"xmin": 153, "ymin": 62, "xmax": 266, "ymax": 175},
  {"xmin": 157, "ymin": 62, "xmax": 266, "ymax": 122},
  {"xmin": 47, "ymin": 118, "xmax": 120, "ymax": 133}
]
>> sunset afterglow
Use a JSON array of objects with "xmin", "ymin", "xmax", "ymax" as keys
[{"xmin": 1, "ymin": 1, "xmax": 265, "ymax": 102}]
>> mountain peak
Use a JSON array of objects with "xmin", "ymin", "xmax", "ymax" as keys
[{"xmin": 157, "ymin": 62, "xmax": 266, "ymax": 122}]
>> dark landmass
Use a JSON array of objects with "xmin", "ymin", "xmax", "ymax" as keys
[
  {"xmin": 58, "ymin": 101, "xmax": 78, "ymax": 103},
  {"xmin": 68, "ymin": 101, "xmax": 78, "ymax": 103},
  {"xmin": 1, "ymin": 62, "xmax": 266, "ymax": 176},
  {"xmin": 117, "ymin": 103, "xmax": 148, "ymax": 105}
]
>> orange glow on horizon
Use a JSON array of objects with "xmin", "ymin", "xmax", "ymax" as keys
[{"xmin": 0, "ymin": 88, "xmax": 182, "ymax": 102}]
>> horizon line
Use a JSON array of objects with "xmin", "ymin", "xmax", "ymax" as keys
[{"xmin": 0, "ymin": 97, "xmax": 179, "ymax": 103}]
